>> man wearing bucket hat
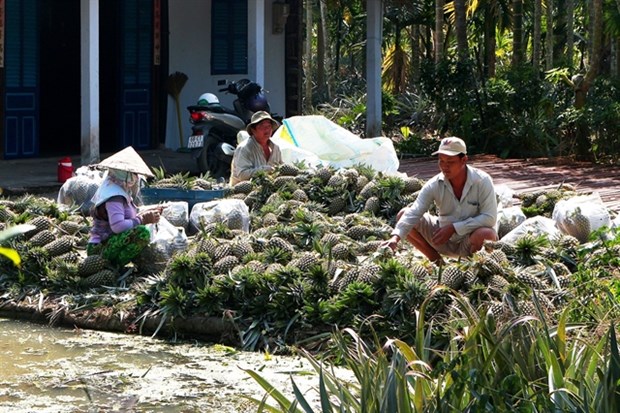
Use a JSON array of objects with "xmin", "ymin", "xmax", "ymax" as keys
[
  {"xmin": 382, "ymin": 137, "xmax": 497, "ymax": 264},
  {"xmin": 230, "ymin": 111, "xmax": 282, "ymax": 185},
  {"xmin": 88, "ymin": 146, "xmax": 163, "ymax": 268}
]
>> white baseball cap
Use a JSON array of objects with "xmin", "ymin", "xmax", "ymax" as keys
[{"xmin": 431, "ymin": 137, "xmax": 467, "ymax": 156}]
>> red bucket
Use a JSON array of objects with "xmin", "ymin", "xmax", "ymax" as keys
[{"xmin": 57, "ymin": 157, "xmax": 74, "ymax": 183}]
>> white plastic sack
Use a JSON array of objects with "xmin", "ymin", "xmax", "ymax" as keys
[
  {"xmin": 552, "ymin": 193, "xmax": 610, "ymax": 242},
  {"xmin": 271, "ymin": 115, "xmax": 400, "ymax": 173},
  {"xmin": 189, "ymin": 198, "xmax": 250, "ymax": 234},
  {"xmin": 501, "ymin": 216, "xmax": 560, "ymax": 244},
  {"xmin": 495, "ymin": 184, "xmax": 515, "ymax": 209}
]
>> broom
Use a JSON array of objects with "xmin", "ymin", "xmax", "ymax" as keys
[{"xmin": 166, "ymin": 72, "xmax": 189, "ymax": 149}]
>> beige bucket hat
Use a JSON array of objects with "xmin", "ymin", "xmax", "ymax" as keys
[
  {"xmin": 246, "ymin": 111, "xmax": 280, "ymax": 133},
  {"xmin": 97, "ymin": 146, "xmax": 154, "ymax": 177}
]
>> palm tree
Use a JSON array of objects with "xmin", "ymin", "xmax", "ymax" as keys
[
  {"xmin": 435, "ymin": 0, "xmax": 445, "ymax": 62},
  {"xmin": 512, "ymin": 0, "xmax": 525, "ymax": 66},
  {"xmin": 454, "ymin": 0, "xmax": 468, "ymax": 62},
  {"xmin": 533, "ymin": 0, "xmax": 542, "ymax": 72},
  {"xmin": 545, "ymin": 0, "xmax": 554, "ymax": 70}
]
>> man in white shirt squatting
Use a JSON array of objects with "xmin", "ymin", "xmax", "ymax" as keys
[{"xmin": 382, "ymin": 137, "xmax": 498, "ymax": 265}]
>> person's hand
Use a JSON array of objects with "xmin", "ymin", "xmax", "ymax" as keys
[
  {"xmin": 431, "ymin": 224, "xmax": 455, "ymax": 245},
  {"xmin": 139, "ymin": 209, "xmax": 161, "ymax": 225},
  {"xmin": 381, "ymin": 235, "xmax": 400, "ymax": 252},
  {"xmin": 261, "ymin": 165, "xmax": 274, "ymax": 172}
]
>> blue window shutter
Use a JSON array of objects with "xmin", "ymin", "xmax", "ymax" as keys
[{"xmin": 211, "ymin": 0, "xmax": 248, "ymax": 74}]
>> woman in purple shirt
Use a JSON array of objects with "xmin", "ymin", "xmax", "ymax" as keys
[{"xmin": 87, "ymin": 147, "xmax": 162, "ymax": 267}]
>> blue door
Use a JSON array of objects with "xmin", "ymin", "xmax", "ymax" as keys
[
  {"xmin": 119, "ymin": 0, "xmax": 153, "ymax": 149},
  {"xmin": 4, "ymin": 0, "xmax": 39, "ymax": 158}
]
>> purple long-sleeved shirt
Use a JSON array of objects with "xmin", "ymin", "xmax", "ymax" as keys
[{"xmin": 89, "ymin": 195, "xmax": 141, "ymax": 243}]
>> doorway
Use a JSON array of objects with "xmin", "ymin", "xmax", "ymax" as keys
[{"xmin": 39, "ymin": 0, "xmax": 81, "ymax": 156}]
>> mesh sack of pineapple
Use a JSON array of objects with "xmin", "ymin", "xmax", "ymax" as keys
[
  {"xmin": 56, "ymin": 167, "xmax": 104, "ymax": 214},
  {"xmin": 189, "ymin": 198, "xmax": 250, "ymax": 234},
  {"xmin": 552, "ymin": 193, "xmax": 611, "ymax": 244}
]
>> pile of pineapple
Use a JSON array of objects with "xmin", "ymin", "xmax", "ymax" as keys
[{"xmin": 0, "ymin": 163, "xmax": 613, "ymax": 348}]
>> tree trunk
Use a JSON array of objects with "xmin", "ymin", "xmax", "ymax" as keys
[
  {"xmin": 435, "ymin": 0, "xmax": 445, "ymax": 63},
  {"xmin": 304, "ymin": 0, "xmax": 313, "ymax": 110},
  {"xmin": 545, "ymin": 0, "xmax": 554, "ymax": 70},
  {"xmin": 533, "ymin": 0, "xmax": 542, "ymax": 72},
  {"xmin": 512, "ymin": 0, "xmax": 524, "ymax": 66},
  {"xmin": 411, "ymin": 24, "xmax": 421, "ymax": 83},
  {"xmin": 574, "ymin": 0, "xmax": 602, "ymax": 160},
  {"xmin": 566, "ymin": 0, "xmax": 574, "ymax": 68},
  {"xmin": 318, "ymin": 0, "xmax": 332, "ymax": 101},
  {"xmin": 454, "ymin": 0, "xmax": 468, "ymax": 62},
  {"xmin": 316, "ymin": 2, "xmax": 326, "ymax": 101},
  {"xmin": 484, "ymin": 4, "xmax": 496, "ymax": 77}
]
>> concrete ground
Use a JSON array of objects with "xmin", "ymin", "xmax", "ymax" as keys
[{"xmin": 0, "ymin": 148, "xmax": 199, "ymax": 198}]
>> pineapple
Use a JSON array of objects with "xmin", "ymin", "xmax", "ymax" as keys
[
  {"xmin": 81, "ymin": 269, "xmax": 118, "ymax": 288},
  {"xmin": 278, "ymin": 163, "xmax": 301, "ymax": 176},
  {"xmin": 315, "ymin": 166, "xmax": 333, "ymax": 183},
  {"xmin": 25, "ymin": 216, "xmax": 52, "ymax": 238},
  {"xmin": 363, "ymin": 196, "xmax": 381, "ymax": 214},
  {"xmin": 43, "ymin": 235, "xmax": 75, "ymax": 257},
  {"xmin": 273, "ymin": 175, "xmax": 296, "ymax": 189},
  {"xmin": 262, "ymin": 212, "xmax": 279, "ymax": 227},
  {"xmin": 320, "ymin": 233, "xmax": 340, "ymax": 248},
  {"xmin": 213, "ymin": 243, "xmax": 233, "ymax": 261},
  {"xmin": 326, "ymin": 174, "xmax": 346, "ymax": 189},
  {"xmin": 59, "ymin": 220, "xmax": 85, "ymax": 235},
  {"xmin": 0, "ymin": 205, "xmax": 17, "ymax": 223},
  {"xmin": 439, "ymin": 264, "xmax": 465, "ymax": 290},
  {"xmin": 331, "ymin": 243, "xmax": 354, "ymax": 261},
  {"xmin": 290, "ymin": 252, "xmax": 320, "ymax": 272},
  {"xmin": 356, "ymin": 263, "xmax": 381, "ymax": 284},
  {"xmin": 267, "ymin": 236, "xmax": 295, "ymax": 255},
  {"xmin": 213, "ymin": 255, "xmax": 239, "ymax": 274},
  {"xmin": 232, "ymin": 180, "xmax": 254, "ymax": 195},
  {"xmin": 516, "ymin": 264, "xmax": 548, "ymax": 290},
  {"xmin": 355, "ymin": 175, "xmax": 370, "ymax": 192},
  {"xmin": 563, "ymin": 207, "xmax": 591, "ymax": 243},
  {"xmin": 231, "ymin": 239, "xmax": 254, "ymax": 259},
  {"xmin": 28, "ymin": 229, "xmax": 56, "ymax": 247},
  {"xmin": 345, "ymin": 225, "xmax": 371, "ymax": 241},
  {"xmin": 78, "ymin": 254, "xmax": 110, "ymax": 277},
  {"xmin": 402, "ymin": 176, "xmax": 423, "ymax": 194},
  {"xmin": 226, "ymin": 209, "xmax": 244, "ymax": 231},
  {"xmin": 411, "ymin": 262, "xmax": 431, "ymax": 279},
  {"xmin": 358, "ymin": 181, "xmax": 378, "ymax": 200},
  {"xmin": 327, "ymin": 196, "xmax": 346, "ymax": 215},
  {"xmin": 292, "ymin": 189, "xmax": 309, "ymax": 202}
]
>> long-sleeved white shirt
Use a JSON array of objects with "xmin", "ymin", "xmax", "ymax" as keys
[
  {"xmin": 230, "ymin": 136, "xmax": 282, "ymax": 185},
  {"xmin": 392, "ymin": 165, "xmax": 497, "ymax": 240}
]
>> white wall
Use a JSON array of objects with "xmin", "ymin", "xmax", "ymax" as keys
[{"xmin": 165, "ymin": 0, "xmax": 287, "ymax": 150}]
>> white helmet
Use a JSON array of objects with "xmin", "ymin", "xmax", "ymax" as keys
[{"xmin": 197, "ymin": 93, "xmax": 219, "ymax": 106}]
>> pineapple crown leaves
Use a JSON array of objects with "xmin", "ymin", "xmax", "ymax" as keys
[
  {"xmin": 514, "ymin": 233, "xmax": 550, "ymax": 265},
  {"xmin": 158, "ymin": 282, "xmax": 190, "ymax": 319},
  {"xmin": 375, "ymin": 175, "xmax": 406, "ymax": 199},
  {"xmin": 349, "ymin": 163, "xmax": 377, "ymax": 181},
  {"xmin": 151, "ymin": 166, "xmax": 167, "ymax": 180},
  {"xmin": 294, "ymin": 221, "xmax": 324, "ymax": 247},
  {"xmin": 320, "ymin": 282, "xmax": 379, "ymax": 324}
]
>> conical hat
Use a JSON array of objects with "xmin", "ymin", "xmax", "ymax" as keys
[{"xmin": 97, "ymin": 146, "xmax": 154, "ymax": 177}]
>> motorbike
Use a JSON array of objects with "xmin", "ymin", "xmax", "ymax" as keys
[{"xmin": 186, "ymin": 79, "xmax": 273, "ymax": 180}]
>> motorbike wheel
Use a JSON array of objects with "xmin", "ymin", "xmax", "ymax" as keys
[{"xmin": 196, "ymin": 146, "xmax": 209, "ymax": 175}]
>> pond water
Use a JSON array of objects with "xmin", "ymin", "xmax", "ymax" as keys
[{"xmin": 0, "ymin": 318, "xmax": 329, "ymax": 412}]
